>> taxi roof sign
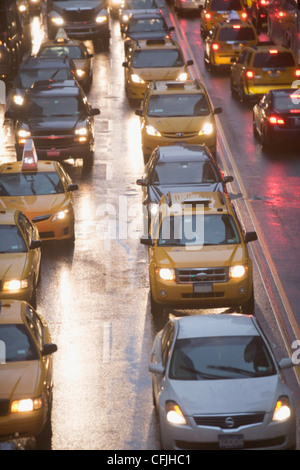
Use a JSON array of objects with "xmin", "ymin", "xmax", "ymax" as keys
[
  {"xmin": 55, "ymin": 28, "xmax": 69, "ymax": 44},
  {"xmin": 21, "ymin": 139, "xmax": 38, "ymax": 171}
]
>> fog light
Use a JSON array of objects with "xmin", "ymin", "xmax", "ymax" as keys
[
  {"xmin": 160, "ymin": 290, "xmax": 167, "ymax": 297},
  {"xmin": 239, "ymin": 287, "xmax": 246, "ymax": 294}
]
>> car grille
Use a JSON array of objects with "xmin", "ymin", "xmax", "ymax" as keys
[
  {"xmin": 40, "ymin": 231, "xmax": 55, "ymax": 239},
  {"xmin": 194, "ymin": 413, "xmax": 265, "ymax": 429},
  {"xmin": 32, "ymin": 136, "xmax": 76, "ymax": 149},
  {"xmin": 175, "ymin": 436, "xmax": 285, "ymax": 450},
  {"xmin": 0, "ymin": 399, "xmax": 10, "ymax": 417},
  {"xmin": 63, "ymin": 9, "xmax": 95, "ymax": 23},
  {"xmin": 176, "ymin": 267, "xmax": 228, "ymax": 283},
  {"xmin": 161, "ymin": 131, "xmax": 199, "ymax": 139}
]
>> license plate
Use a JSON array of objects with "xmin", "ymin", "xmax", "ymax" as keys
[
  {"xmin": 219, "ymin": 434, "xmax": 244, "ymax": 449},
  {"xmin": 47, "ymin": 150, "xmax": 60, "ymax": 157},
  {"xmin": 268, "ymin": 71, "xmax": 280, "ymax": 78},
  {"xmin": 193, "ymin": 282, "xmax": 212, "ymax": 293}
]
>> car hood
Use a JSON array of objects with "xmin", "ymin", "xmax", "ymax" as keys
[
  {"xmin": 0, "ymin": 253, "xmax": 27, "ymax": 279},
  {"xmin": 148, "ymin": 183, "xmax": 222, "ymax": 204},
  {"xmin": 1, "ymin": 194, "xmax": 71, "ymax": 219},
  {"xmin": 147, "ymin": 116, "xmax": 212, "ymax": 132},
  {"xmin": 0, "ymin": 361, "xmax": 41, "ymax": 397},
  {"xmin": 166, "ymin": 375, "xmax": 281, "ymax": 415},
  {"xmin": 52, "ymin": 1, "xmax": 105, "ymax": 12},
  {"xmin": 155, "ymin": 245, "xmax": 245, "ymax": 268},
  {"xmin": 24, "ymin": 117, "xmax": 85, "ymax": 133}
]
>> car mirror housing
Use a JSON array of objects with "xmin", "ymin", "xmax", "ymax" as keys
[
  {"xmin": 224, "ymin": 175, "xmax": 234, "ymax": 183},
  {"xmin": 278, "ymin": 358, "xmax": 295, "ymax": 370},
  {"xmin": 136, "ymin": 178, "xmax": 147, "ymax": 186},
  {"xmin": 140, "ymin": 236, "xmax": 154, "ymax": 246},
  {"xmin": 214, "ymin": 107, "xmax": 222, "ymax": 115},
  {"xmin": 122, "ymin": 61, "xmax": 128, "ymax": 68},
  {"xmin": 149, "ymin": 363, "xmax": 165, "ymax": 375},
  {"xmin": 30, "ymin": 240, "xmax": 42, "ymax": 250},
  {"xmin": 42, "ymin": 343, "xmax": 58, "ymax": 356},
  {"xmin": 135, "ymin": 109, "xmax": 143, "ymax": 117},
  {"xmin": 186, "ymin": 59, "xmax": 194, "ymax": 66},
  {"xmin": 67, "ymin": 183, "xmax": 79, "ymax": 191},
  {"xmin": 90, "ymin": 108, "xmax": 100, "ymax": 116},
  {"xmin": 244, "ymin": 231, "xmax": 258, "ymax": 243}
]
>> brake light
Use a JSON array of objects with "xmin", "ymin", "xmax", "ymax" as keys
[
  {"xmin": 205, "ymin": 12, "xmax": 212, "ymax": 20},
  {"xmin": 241, "ymin": 12, "xmax": 247, "ymax": 19},
  {"xmin": 212, "ymin": 43, "xmax": 219, "ymax": 50},
  {"xmin": 260, "ymin": 0, "xmax": 269, "ymax": 5},
  {"xmin": 246, "ymin": 70, "xmax": 254, "ymax": 79},
  {"xmin": 269, "ymin": 49, "xmax": 278, "ymax": 54},
  {"xmin": 268, "ymin": 115, "xmax": 285, "ymax": 125},
  {"xmin": 295, "ymin": 70, "xmax": 300, "ymax": 77},
  {"xmin": 233, "ymin": 24, "xmax": 241, "ymax": 29}
]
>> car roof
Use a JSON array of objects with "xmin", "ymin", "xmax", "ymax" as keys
[
  {"xmin": 0, "ymin": 300, "xmax": 26, "ymax": 325},
  {"xmin": 128, "ymin": 11, "xmax": 166, "ymax": 19},
  {"xmin": 156, "ymin": 144, "xmax": 214, "ymax": 163},
  {"xmin": 161, "ymin": 190, "xmax": 231, "ymax": 215},
  {"xmin": 0, "ymin": 209, "xmax": 19, "ymax": 225},
  {"xmin": 0, "ymin": 161, "xmax": 59, "ymax": 174},
  {"xmin": 174, "ymin": 314, "xmax": 259, "ymax": 340},
  {"xmin": 31, "ymin": 79, "xmax": 79, "ymax": 89},
  {"xmin": 150, "ymin": 79, "xmax": 206, "ymax": 94},
  {"xmin": 248, "ymin": 44, "xmax": 295, "ymax": 54},
  {"xmin": 131, "ymin": 38, "xmax": 180, "ymax": 50}
]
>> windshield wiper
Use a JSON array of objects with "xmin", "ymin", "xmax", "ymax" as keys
[
  {"xmin": 179, "ymin": 364, "xmax": 224, "ymax": 379},
  {"xmin": 207, "ymin": 365, "xmax": 257, "ymax": 377}
]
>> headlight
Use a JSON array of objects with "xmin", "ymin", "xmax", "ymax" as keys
[
  {"xmin": 229, "ymin": 265, "xmax": 247, "ymax": 279},
  {"xmin": 156, "ymin": 268, "xmax": 175, "ymax": 281},
  {"xmin": 198, "ymin": 122, "xmax": 213, "ymax": 135},
  {"xmin": 52, "ymin": 209, "xmax": 70, "ymax": 222},
  {"xmin": 166, "ymin": 401, "xmax": 187, "ymax": 425},
  {"xmin": 75, "ymin": 127, "xmax": 88, "ymax": 136},
  {"xmin": 131, "ymin": 74, "xmax": 145, "ymax": 84},
  {"xmin": 11, "ymin": 397, "xmax": 43, "ymax": 413},
  {"xmin": 13, "ymin": 95, "xmax": 24, "ymax": 106},
  {"xmin": 96, "ymin": 15, "xmax": 108, "ymax": 23},
  {"xmin": 273, "ymin": 396, "xmax": 291, "ymax": 422},
  {"xmin": 18, "ymin": 129, "xmax": 31, "ymax": 138},
  {"xmin": 51, "ymin": 17, "xmax": 64, "ymax": 26},
  {"xmin": 177, "ymin": 72, "xmax": 188, "ymax": 81},
  {"xmin": 76, "ymin": 69, "xmax": 86, "ymax": 78},
  {"xmin": 122, "ymin": 14, "xmax": 130, "ymax": 23},
  {"xmin": 3, "ymin": 279, "xmax": 29, "ymax": 292},
  {"xmin": 146, "ymin": 125, "xmax": 161, "ymax": 137}
]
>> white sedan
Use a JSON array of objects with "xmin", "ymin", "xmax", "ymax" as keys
[{"xmin": 149, "ymin": 314, "xmax": 296, "ymax": 450}]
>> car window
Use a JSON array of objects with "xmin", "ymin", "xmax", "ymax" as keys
[
  {"xmin": 161, "ymin": 322, "xmax": 174, "ymax": 367},
  {"xmin": 253, "ymin": 52, "xmax": 296, "ymax": 68},
  {"xmin": 19, "ymin": 213, "xmax": 35, "ymax": 245},
  {"xmin": 147, "ymin": 93, "xmax": 210, "ymax": 117},
  {"xmin": 158, "ymin": 214, "xmax": 240, "ymax": 247},
  {"xmin": 0, "ymin": 172, "xmax": 64, "ymax": 196},
  {"xmin": 0, "ymin": 324, "xmax": 39, "ymax": 362},
  {"xmin": 128, "ymin": 18, "xmax": 166, "ymax": 33},
  {"xmin": 132, "ymin": 49, "xmax": 184, "ymax": 68},
  {"xmin": 218, "ymin": 27, "xmax": 256, "ymax": 42},
  {"xmin": 38, "ymin": 45, "xmax": 85, "ymax": 59},
  {"xmin": 26, "ymin": 307, "xmax": 43, "ymax": 350},
  {"xmin": 273, "ymin": 92, "xmax": 300, "ymax": 112},
  {"xmin": 169, "ymin": 336, "xmax": 276, "ymax": 380},
  {"xmin": 151, "ymin": 161, "xmax": 219, "ymax": 184},
  {"xmin": 210, "ymin": 0, "xmax": 243, "ymax": 11},
  {"xmin": 0, "ymin": 225, "xmax": 27, "ymax": 253}
]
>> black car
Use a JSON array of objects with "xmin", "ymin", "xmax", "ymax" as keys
[
  {"xmin": 123, "ymin": 11, "xmax": 174, "ymax": 55},
  {"xmin": 10, "ymin": 55, "xmax": 78, "ymax": 106},
  {"xmin": 252, "ymin": 88, "xmax": 300, "ymax": 151},
  {"xmin": 136, "ymin": 144, "xmax": 234, "ymax": 224},
  {"xmin": 249, "ymin": 0, "xmax": 269, "ymax": 32},
  {"xmin": 6, "ymin": 80, "xmax": 100, "ymax": 165}
]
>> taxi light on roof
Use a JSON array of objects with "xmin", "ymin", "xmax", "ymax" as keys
[
  {"xmin": 21, "ymin": 139, "xmax": 38, "ymax": 172},
  {"xmin": 54, "ymin": 28, "xmax": 69, "ymax": 44},
  {"xmin": 212, "ymin": 43, "xmax": 219, "ymax": 51}
]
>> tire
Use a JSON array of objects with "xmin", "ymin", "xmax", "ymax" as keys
[
  {"xmin": 150, "ymin": 293, "xmax": 165, "ymax": 316},
  {"xmin": 83, "ymin": 149, "xmax": 94, "ymax": 167},
  {"xmin": 261, "ymin": 126, "xmax": 271, "ymax": 151},
  {"xmin": 252, "ymin": 114, "xmax": 258, "ymax": 139},
  {"xmin": 240, "ymin": 289, "xmax": 255, "ymax": 315}
]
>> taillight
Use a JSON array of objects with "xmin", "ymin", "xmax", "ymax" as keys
[
  {"xmin": 295, "ymin": 69, "xmax": 300, "ymax": 77},
  {"xmin": 212, "ymin": 43, "xmax": 219, "ymax": 51},
  {"xmin": 246, "ymin": 70, "xmax": 254, "ymax": 79},
  {"xmin": 268, "ymin": 115, "xmax": 285, "ymax": 125},
  {"xmin": 205, "ymin": 12, "xmax": 211, "ymax": 20},
  {"xmin": 260, "ymin": 0, "xmax": 269, "ymax": 5},
  {"xmin": 241, "ymin": 12, "xmax": 247, "ymax": 19}
]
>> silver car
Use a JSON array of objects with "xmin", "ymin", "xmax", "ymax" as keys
[{"xmin": 149, "ymin": 314, "xmax": 296, "ymax": 450}]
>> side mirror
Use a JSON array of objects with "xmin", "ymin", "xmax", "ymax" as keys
[
  {"xmin": 67, "ymin": 183, "xmax": 78, "ymax": 191},
  {"xmin": 140, "ymin": 236, "xmax": 154, "ymax": 246},
  {"xmin": 149, "ymin": 363, "xmax": 165, "ymax": 375},
  {"xmin": 224, "ymin": 175, "xmax": 234, "ymax": 183},
  {"xmin": 87, "ymin": 53, "xmax": 94, "ymax": 59},
  {"xmin": 30, "ymin": 240, "xmax": 42, "ymax": 250},
  {"xmin": 169, "ymin": 26, "xmax": 175, "ymax": 32},
  {"xmin": 90, "ymin": 108, "xmax": 100, "ymax": 116},
  {"xmin": 41, "ymin": 343, "xmax": 58, "ymax": 356},
  {"xmin": 136, "ymin": 178, "xmax": 147, "ymax": 186},
  {"xmin": 122, "ymin": 61, "xmax": 128, "ymax": 68},
  {"xmin": 135, "ymin": 109, "xmax": 143, "ymax": 117},
  {"xmin": 214, "ymin": 107, "xmax": 222, "ymax": 115},
  {"xmin": 278, "ymin": 358, "xmax": 295, "ymax": 370},
  {"xmin": 244, "ymin": 231, "xmax": 257, "ymax": 243},
  {"xmin": 186, "ymin": 59, "xmax": 194, "ymax": 66}
]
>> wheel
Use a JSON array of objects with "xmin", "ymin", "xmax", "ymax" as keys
[
  {"xmin": 230, "ymin": 76, "xmax": 237, "ymax": 98},
  {"xmin": 261, "ymin": 126, "xmax": 271, "ymax": 151},
  {"xmin": 150, "ymin": 293, "xmax": 165, "ymax": 316},
  {"xmin": 252, "ymin": 114, "xmax": 258, "ymax": 139},
  {"xmin": 240, "ymin": 289, "xmax": 255, "ymax": 315},
  {"xmin": 239, "ymin": 85, "xmax": 248, "ymax": 105},
  {"xmin": 83, "ymin": 149, "xmax": 94, "ymax": 167}
]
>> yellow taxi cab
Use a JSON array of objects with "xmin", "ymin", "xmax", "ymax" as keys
[
  {"xmin": 122, "ymin": 38, "xmax": 194, "ymax": 102},
  {"xmin": 36, "ymin": 28, "xmax": 94, "ymax": 91},
  {"xmin": 140, "ymin": 191, "xmax": 257, "ymax": 315},
  {"xmin": 0, "ymin": 300, "xmax": 57, "ymax": 444},
  {"xmin": 0, "ymin": 139, "xmax": 78, "ymax": 245},
  {"xmin": 135, "ymin": 79, "xmax": 222, "ymax": 163},
  {"xmin": 230, "ymin": 44, "xmax": 300, "ymax": 104},
  {"xmin": 204, "ymin": 20, "xmax": 258, "ymax": 72},
  {"xmin": 0, "ymin": 209, "xmax": 41, "ymax": 308},
  {"xmin": 200, "ymin": 0, "xmax": 248, "ymax": 38}
]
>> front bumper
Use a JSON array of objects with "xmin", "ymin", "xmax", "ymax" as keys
[
  {"xmin": 31, "ymin": 213, "xmax": 75, "ymax": 242},
  {"xmin": 0, "ymin": 285, "xmax": 34, "ymax": 304},
  {"xmin": 0, "ymin": 408, "xmax": 46, "ymax": 442}
]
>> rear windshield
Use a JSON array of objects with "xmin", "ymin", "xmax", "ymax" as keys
[
  {"xmin": 273, "ymin": 92, "xmax": 300, "ymax": 112},
  {"xmin": 210, "ymin": 0, "xmax": 243, "ymax": 11},
  {"xmin": 0, "ymin": 172, "xmax": 64, "ymax": 196},
  {"xmin": 151, "ymin": 161, "xmax": 219, "ymax": 184},
  {"xmin": 219, "ymin": 27, "xmax": 256, "ymax": 42},
  {"xmin": 253, "ymin": 51, "xmax": 296, "ymax": 68}
]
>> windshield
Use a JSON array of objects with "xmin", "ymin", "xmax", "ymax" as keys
[
  {"xmin": 38, "ymin": 45, "xmax": 85, "ymax": 59},
  {"xmin": 123, "ymin": 0, "xmax": 157, "ymax": 8},
  {"xmin": 17, "ymin": 68, "xmax": 72, "ymax": 88},
  {"xmin": 274, "ymin": 93, "xmax": 300, "ymax": 112},
  {"xmin": 169, "ymin": 336, "xmax": 276, "ymax": 380},
  {"xmin": 253, "ymin": 52, "xmax": 296, "ymax": 68},
  {"xmin": 151, "ymin": 161, "xmax": 219, "ymax": 184},
  {"xmin": 148, "ymin": 93, "xmax": 210, "ymax": 117},
  {"xmin": 158, "ymin": 214, "xmax": 240, "ymax": 247},
  {"xmin": 0, "ymin": 172, "xmax": 64, "ymax": 196},
  {"xmin": 24, "ymin": 95, "xmax": 86, "ymax": 117},
  {"xmin": 132, "ymin": 49, "xmax": 184, "ymax": 67},
  {"xmin": 219, "ymin": 27, "xmax": 256, "ymax": 42},
  {"xmin": 0, "ymin": 325, "xmax": 39, "ymax": 362},
  {"xmin": 210, "ymin": 0, "xmax": 243, "ymax": 10},
  {"xmin": 0, "ymin": 225, "xmax": 27, "ymax": 253},
  {"xmin": 127, "ymin": 18, "xmax": 167, "ymax": 33}
]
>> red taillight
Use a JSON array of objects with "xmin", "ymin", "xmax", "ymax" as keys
[
  {"xmin": 295, "ymin": 69, "xmax": 300, "ymax": 77},
  {"xmin": 212, "ymin": 43, "xmax": 219, "ymax": 51},
  {"xmin": 233, "ymin": 24, "xmax": 241, "ymax": 29},
  {"xmin": 246, "ymin": 70, "xmax": 254, "ymax": 79},
  {"xmin": 268, "ymin": 115, "xmax": 285, "ymax": 125},
  {"xmin": 241, "ymin": 12, "xmax": 247, "ymax": 19},
  {"xmin": 260, "ymin": 0, "xmax": 269, "ymax": 5},
  {"xmin": 205, "ymin": 12, "xmax": 211, "ymax": 19},
  {"xmin": 269, "ymin": 49, "xmax": 278, "ymax": 54}
]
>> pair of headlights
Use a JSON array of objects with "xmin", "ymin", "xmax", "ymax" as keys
[
  {"xmin": 145, "ymin": 122, "xmax": 214, "ymax": 137},
  {"xmin": 156, "ymin": 265, "xmax": 247, "ymax": 281},
  {"xmin": 51, "ymin": 16, "xmax": 108, "ymax": 26},
  {"xmin": 130, "ymin": 72, "xmax": 188, "ymax": 85}
]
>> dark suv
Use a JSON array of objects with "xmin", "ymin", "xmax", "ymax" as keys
[{"xmin": 46, "ymin": 0, "xmax": 111, "ymax": 51}]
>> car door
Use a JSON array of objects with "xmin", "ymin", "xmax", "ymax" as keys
[
  {"xmin": 20, "ymin": 213, "xmax": 41, "ymax": 284},
  {"xmin": 152, "ymin": 322, "xmax": 174, "ymax": 405},
  {"xmin": 255, "ymin": 94, "xmax": 268, "ymax": 137}
]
